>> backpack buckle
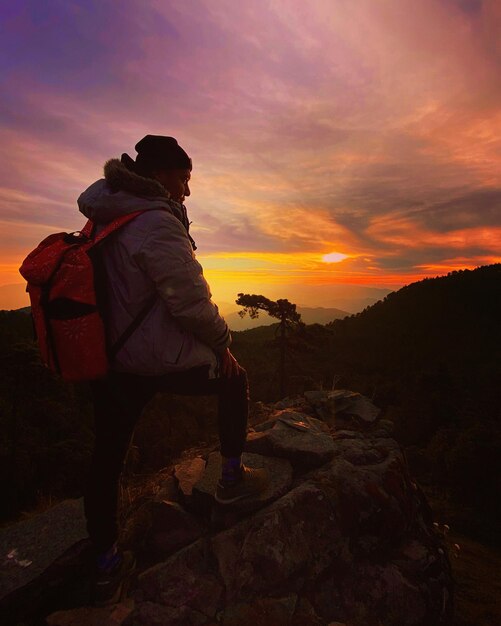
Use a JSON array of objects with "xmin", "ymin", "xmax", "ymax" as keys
[{"xmin": 64, "ymin": 231, "xmax": 89, "ymax": 244}]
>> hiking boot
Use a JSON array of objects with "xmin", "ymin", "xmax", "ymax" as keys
[
  {"xmin": 215, "ymin": 465, "xmax": 270, "ymax": 504},
  {"xmin": 94, "ymin": 550, "xmax": 136, "ymax": 606}
]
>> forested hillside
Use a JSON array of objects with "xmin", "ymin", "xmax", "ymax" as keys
[
  {"xmin": 328, "ymin": 265, "xmax": 501, "ymax": 543},
  {"xmin": 231, "ymin": 264, "xmax": 501, "ymax": 543}
]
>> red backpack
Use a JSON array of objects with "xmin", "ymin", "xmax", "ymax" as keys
[{"xmin": 19, "ymin": 211, "xmax": 156, "ymax": 381}]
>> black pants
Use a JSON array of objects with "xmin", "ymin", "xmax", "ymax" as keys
[{"xmin": 84, "ymin": 364, "xmax": 249, "ymax": 553}]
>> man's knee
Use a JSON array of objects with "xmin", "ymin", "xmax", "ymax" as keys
[{"xmin": 220, "ymin": 366, "xmax": 248, "ymax": 394}]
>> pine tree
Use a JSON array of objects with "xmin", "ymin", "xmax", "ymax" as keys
[{"xmin": 236, "ymin": 293, "xmax": 303, "ymax": 397}]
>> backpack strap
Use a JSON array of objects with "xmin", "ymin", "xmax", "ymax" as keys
[
  {"xmin": 77, "ymin": 211, "xmax": 144, "ymax": 242},
  {"xmin": 108, "ymin": 292, "xmax": 158, "ymax": 361},
  {"xmin": 90, "ymin": 210, "xmax": 147, "ymax": 246},
  {"xmin": 85, "ymin": 210, "xmax": 161, "ymax": 363},
  {"xmin": 81, "ymin": 220, "xmax": 95, "ymax": 238}
]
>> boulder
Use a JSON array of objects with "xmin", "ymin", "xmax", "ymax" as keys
[
  {"xmin": 221, "ymin": 594, "xmax": 298, "ymax": 625},
  {"xmin": 273, "ymin": 396, "xmax": 298, "ymax": 410},
  {"xmin": 130, "ymin": 600, "xmax": 208, "ymax": 625},
  {"xmin": 174, "ymin": 456, "xmax": 207, "ymax": 500},
  {"xmin": 1, "ymin": 538, "xmax": 95, "ymax": 625},
  {"xmin": 152, "ymin": 474, "xmax": 181, "ymax": 503},
  {"xmin": 210, "ymin": 481, "xmax": 343, "ymax": 602},
  {"xmin": 290, "ymin": 597, "xmax": 326, "ymax": 625},
  {"xmin": 135, "ymin": 539, "xmax": 223, "ymax": 621},
  {"xmin": 327, "ymin": 389, "xmax": 381, "ymax": 423},
  {"xmin": 0, "ymin": 499, "xmax": 87, "ymax": 600},
  {"xmin": 303, "ymin": 390, "xmax": 328, "ymax": 408},
  {"xmin": 143, "ymin": 500, "xmax": 204, "ymax": 561},
  {"xmin": 130, "ymin": 428, "xmax": 452, "ymax": 624},
  {"xmin": 312, "ymin": 562, "xmax": 428, "ymax": 625},
  {"xmin": 304, "ymin": 389, "xmax": 381, "ymax": 429},
  {"xmin": 371, "ymin": 418, "xmax": 395, "ymax": 437},
  {"xmin": 245, "ymin": 410, "xmax": 335, "ymax": 470},
  {"xmin": 47, "ymin": 600, "xmax": 134, "ymax": 626}
]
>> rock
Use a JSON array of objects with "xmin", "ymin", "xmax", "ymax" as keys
[
  {"xmin": 305, "ymin": 389, "xmax": 381, "ymax": 429},
  {"xmin": 192, "ymin": 451, "xmax": 293, "ymax": 515},
  {"xmin": 312, "ymin": 449, "xmax": 415, "ymax": 550},
  {"xmin": 393, "ymin": 539, "xmax": 442, "ymax": 579},
  {"xmin": 274, "ymin": 396, "xmax": 298, "ymax": 410},
  {"xmin": 327, "ymin": 390, "xmax": 381, "ymax": 423},
  {"xmin": 313, "ymin": 562, "xmax": 428, "ymax": 625},
  {"xmin": 211, "ymin": 481, "xmax": 343, "ymax": 603},
  {"xmin": 221, "ymin": 594, "xmax": 298, "ymax": 625},
  {"xmin": 304, "ymin": 390, "xmax": 328, "ymax": 407},
  {"xmin": 372, "ymin": 418, "xmax": 394, "ymax": 437},
  {"xmin": 144, "ymin": 501, "xmax": 204, "ymax": 561},
  {"xmin": 276, "ymin": 410, "xmax": 330, "ymax": 434},
  {"xmin": 174, "ymin": 457, "xmax": 206, "ymax": 499},
  {"xmin": 401, "ymin": 539, "xmax": 429, "ymax": 561},
  {"xmin": 152, "ymin": 475, "xmax": 181, "ymax": 503},
  {"xmin": 252, "ymin": 416, "xmax": 280, "ymax": 432},
  {"xmin": 1, "ymin": 538, "xmax": 95, "ymax": 626},
  {"xmin": 330, "ymin": 436, "xmax": 394, "ymax": 466},
  {"xmin": 135, "ymin": 539, "xmax": 223, "ymax": 621},
  {"xmin": 249, "ymin": 400, "xmax": 274, "ymax": 426},
  {"xmin": 245, "ymin": 410, "xmax": 335, "ymax": 470},
  {"xmin": 332, "ymin": 429, "xmax": 365, "ymax": 440},
  {"xmin": 3, "ymin": 391, "xmax": 453, "ymax": 626},
  {"xmin": 46, "ymin": 600, "xmax": 134, "ymax": 626},
  {"xmin": 291, "ymin": 597, "xmax": 325, "ymax": 625},
  {"xmin": 243, "ymin": 430, "xmax": 274, "ymax": 456},
  {"xmin": 131, "ymin": 600, "xmax": 208, "ymax": 626},
  {"xmin": 0, "ymin": 499, "xmax": 87, "ymax": 600}
]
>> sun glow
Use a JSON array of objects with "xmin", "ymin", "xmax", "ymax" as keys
[{"xmin": 322, "ymin": 252, "xmax": 349, "ymax": 263}]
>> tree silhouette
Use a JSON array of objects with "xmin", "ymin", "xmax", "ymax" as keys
[{"xmin": 236, "ymin": 293, "xmax": 303, "ymax": 397}]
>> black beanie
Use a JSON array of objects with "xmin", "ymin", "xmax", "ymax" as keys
[{"xmin": 121, "ymin": 135, "xmax": 192, "ymax": 175}]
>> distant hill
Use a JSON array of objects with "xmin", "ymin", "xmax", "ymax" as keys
[
  {"xmin": 225, "ymin": 305, "xmax": 350, "ymax": 330},
  {"xmin": 2, "ymin": 286, "xmax": 390, "ymax": 317}
]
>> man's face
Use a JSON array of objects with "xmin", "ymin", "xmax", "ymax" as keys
[{"xmin": 153, "ymin": 168, "xmax": 191, "ymax": 203}]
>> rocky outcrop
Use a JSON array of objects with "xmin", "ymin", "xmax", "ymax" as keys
[
  {"xmin": 0, "ymin": 499, "xmax": 87, "ymax": 599},
  {"xmin": 305, "ymin": 388, "xmax": 381, "ymax": 428},
  {"xmin": 2, "ymin": 391, "xmax": 454, "ymax": 626}
]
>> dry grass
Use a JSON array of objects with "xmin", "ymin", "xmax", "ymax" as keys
[
  {"xmin": 422, "ymin": 485, "xmax": 501, "ymax": 626},
  {"xmin": 447, "ymin": 529, "xmax": 501, "ymax": 626}
]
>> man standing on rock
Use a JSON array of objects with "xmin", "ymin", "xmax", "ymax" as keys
[{"xmin": 79, "ymin": 135, "xmax": 269, "ymax": 604}]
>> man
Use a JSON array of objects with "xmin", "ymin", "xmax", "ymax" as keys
[{"xmin": 78, "ymin": 135, "xmax": 269, "ymax": 604}]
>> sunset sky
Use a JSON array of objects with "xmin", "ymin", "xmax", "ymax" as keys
[{"xmin": 1, "ymin": 0, "xmax": 500, "ymax": 312}]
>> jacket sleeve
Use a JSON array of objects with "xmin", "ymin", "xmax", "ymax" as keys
[{"xmin": 134, "ymin": 211, "xmax": 231, "ymax": 354}]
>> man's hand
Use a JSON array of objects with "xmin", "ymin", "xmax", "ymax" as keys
[{"xmin": 219, "ymin": 347, "xmax": 242, "ymax": 378}]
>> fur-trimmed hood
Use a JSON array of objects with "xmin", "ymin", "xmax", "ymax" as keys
[
  {"xmin": 103, "ymin": 158, "xmax": 170, "ymax": 198},
  {"xmin": 78, "ymin": 158, "xmax": 180, "ymax": 225}
]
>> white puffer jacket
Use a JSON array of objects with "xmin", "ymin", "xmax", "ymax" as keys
[{"xmin": 77, "ymin": 158, "xmax": 231, "ymax": 377}]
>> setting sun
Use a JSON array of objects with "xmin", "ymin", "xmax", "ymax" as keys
[{"xmin": 322, "ymin": 252, "xmax": 349, "ymax": 263}]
